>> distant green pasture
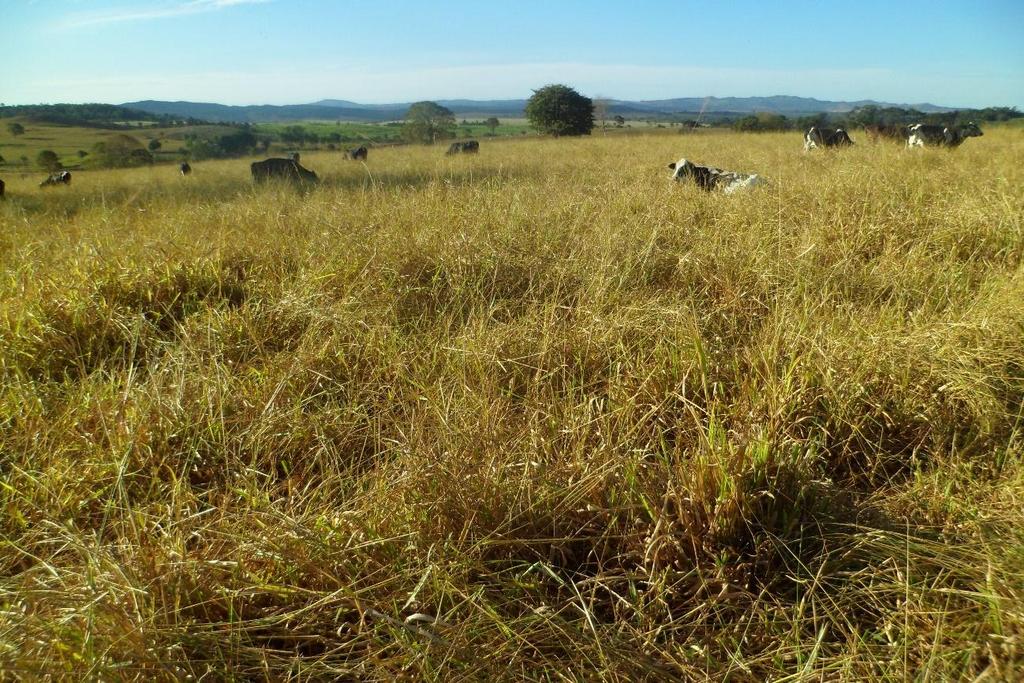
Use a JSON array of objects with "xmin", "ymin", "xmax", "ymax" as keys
[
  {"xmin": 253, "ymin": 119, "xmax": 533, "ymax": 146},
  {"xmin": 0, "ymin": 117, "xmax": 239, "ymax": 169}
]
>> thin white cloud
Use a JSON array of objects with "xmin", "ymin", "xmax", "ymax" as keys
[{"xmin": 56, "ymin": 0, "xmax": 270, "ymax": 30}]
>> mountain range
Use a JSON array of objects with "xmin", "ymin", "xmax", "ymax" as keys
[{"xmin": 122, "ymin": 96, "xmax": 957, "ymax": 124}]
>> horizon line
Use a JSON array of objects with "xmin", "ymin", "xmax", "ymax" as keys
[{"xmin": 5, "ymin": 94, "xmax": 987, "ymax": 110}]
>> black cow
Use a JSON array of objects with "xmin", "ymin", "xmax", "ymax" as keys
[
  {"xmin": 446, "ymin": 140, "xmax": 480, "ymax": 155},
  {"xmin": 180, "ymin": 162, "xmax": 192, "ymax": 176},
  {"xmin": 0, "ymin": 178, "xmax": 5, "ymax": 199},
  {"xmin": 346, "ymin": 146, "xmax": 368, "ymax": 160},
  {"xmin": 40, "ymin": 171, "xmax": 72, "ymax": 187},
  {"xmin": 250, "ymin": 158, "xmax": 319, "ymax": 184},
  {"xmin": 804, "ymin": 127, "xmax": 854, "ymax": 151},
  {"xmin": 907, "ymin": 122, "xmax": 983, "ymax": 148},
  {"xmin": 668, "ymin": 158, "xmax": 765, "ymax": 194},
  {"xmin": 864, "ymin": 124, "xmax": 910, "ymax": 143}
]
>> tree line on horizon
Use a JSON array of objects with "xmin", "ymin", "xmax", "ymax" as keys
[{"xmin": 725, "ymin": 104, "xmax": 1022, "ymax": 133}]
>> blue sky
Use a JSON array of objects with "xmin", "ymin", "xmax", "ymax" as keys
[{"xmin": 2, "ymin": 0, "xmax": 1022, "ymax": 108}]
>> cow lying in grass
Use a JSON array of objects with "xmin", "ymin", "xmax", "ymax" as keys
[
  {"xmin": 668, "ymin": 158, "xmax": 765, "ymax": 194},
  {"xmin": 40, "ymin": 171, "xmax": 71, "ymax": 187}
]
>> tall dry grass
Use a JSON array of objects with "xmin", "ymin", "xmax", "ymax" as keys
[{"xmin": 1, "ymin": 129, "xmax": 1022, "ymax": 680}]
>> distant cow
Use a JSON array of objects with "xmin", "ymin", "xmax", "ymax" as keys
[
  {"xmin": 446, "ymin": 140, "xmax": 480, "ymax": 155},
  {"xmin": 39, "ymin": 171, "xmax": 72, "ymax": 187},
  {"xmin": 907, "ymin": 122, "xmax": 983, "ymax": 148},
  {"xmin": 250, "ymin": 158, "xmax": 319, "ymax": 184},
  {"xmin": 180, "ymin": 162, "xmax": 192, "ymax": 176},
  {"xmin": 864, "ymin": 124, "xmax": 910, "ymax": 143},
  {"xmin": 346, "ymin": 146, "xmax": 368, "ymax": 161},
  {"xmin": 668, "ymin": 158, "xmax": 765, "ymax": 194},
  {"xmin": 804, "ymin": 127, "xmax": 854, "ymax": 151}
]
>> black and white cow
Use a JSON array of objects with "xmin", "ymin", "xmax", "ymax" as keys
[
  {"xmin": 668, "ymin": 158, "xmax": 765, "ymax": 194},
  {"xmin": 803, "ymin": 127, "xmax": 854, "ymax": 151},
  {"xmin": 180, "ymin": 162, "xmax": 192, "ymax": 176},
  {"xmin": 39, "ymin": 171, "xmax": 72, "ymax": 187},
  {"xmin": 446, "ymin": 140, "xmax": 480, "ymax": 155},
  {"xmin": 346, "ymin": 146, "xmax": 368, "ymax": 161},
  {"xmin": 250, "ymin": 158, "xmax": 319, "ymax": 184},
  {"xmin": 907, "ymin": 122, "xmax": 983, "ymax": 148}
]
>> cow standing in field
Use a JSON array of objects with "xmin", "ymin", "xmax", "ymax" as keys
[
  {"xmin": 907, "ymin": 122, "xmax": 983, "ymax": 148},
  {"xmin": 346, "ymin": 146, "xmax": 368, "ymax": 160},
  {"xmin": 250, "ymin": 158, "xmax": 319, "ymax": 184},
  {"xmin": 180, "ymin": 162, "xmax": 192, "ymax": 176},
  {"xmin": 39, "ymin": 171, "xmax": 72, "ymax": 187},
  {"xmin": 804, "ymin": 127, "xmax": 854, "ymax": 151},
  {"xmin": 668, "ymin": 158, "xmax": 765, "ymax": 194},
  {"xmin": 446, "ymin": 140, "xmax": 480, "ymax": 155},
  {"xmin": 863, "ymin": 124, "xmax": 910, "ymax": 143}
]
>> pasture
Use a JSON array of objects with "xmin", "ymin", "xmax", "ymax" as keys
[
  {"xmin": 0, "ymin": 117, "xmax": 535, "ymax": 171},
  {"xmin": 253, "ymin": 118, "xmax": 534, "ymax": 145},
  {"xmin": 1, "ymin": 129, "xmax": 1022, "ymax": 680},
  {"xmin": 0, "ymin": 117, "xmax": 243, "ymax": 169}
]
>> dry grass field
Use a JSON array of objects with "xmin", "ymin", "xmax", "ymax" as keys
[{"xmin": 1, "ymin": 129, "xmax": 1022, "ymax": 680}]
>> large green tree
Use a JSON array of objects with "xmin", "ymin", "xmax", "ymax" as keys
[
  {"xmin": 402, "ymin": 101, "xmax": 456, "ymax": 144},
  {"xmin": 36, "ymin": 150, "xmax": 61, "ymax": 172},
  {"xmin": 525, "ymin": 84, "xmax": 594, "ymax": 137},
  {"xmin": 92, "ymin": 134, "xmax": 152, "ymax": 167},
  {"xmin": 217, "ymin": 129, "xmax": 257, "ymax": 156}
]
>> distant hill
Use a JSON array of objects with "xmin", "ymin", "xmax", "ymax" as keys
[
  {"xmin": 123, "ymin": 95, "xmax": 960, "ymax": 123},
  {"xmin": 310, "ymin": 99, "xmax": 530, "ymax": 115},
  {"xmin": 631, "ymin": 96, "xmax": 955, "ymax": 115},
  {"xmin": 0, "ymin": 103, "xmax": 184, "ymax": 128},
  {"xmin": 123, "ymin": 100, "xmax": 405, "ymax": 123}
]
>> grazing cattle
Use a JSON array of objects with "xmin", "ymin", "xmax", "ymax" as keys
[
  {"xmin": 804, "ymin": 126, "xmax": 853, "ymax": 150},
  {"xmin": 250, "ymin": 158, "xmax": 319, "ymax": 184},
  {"xmin": 346, "ymin": 146, "xmax": 368, "ymax": 161},
  {"xmin": 907, "ymin": 122, "xmax": 983, "ymax": 148},
  {"xmin": 39, "ymin": 171, "xmax": 72, "ymax": 187},
  {"xmin": 180, "ymin": 162, "xmax": 192, "ymax": 176},
  {"xmin": 446, "ymin": 140, "xmax": 480, "ymax": 155},
  {"xmin": 864, "ymin": 124, "xmax": 910, "ymax": 143},
  {"xmin": 668, "ymin": 158, "xmax": 765, "ymax": 194},
  {"xmin": 803, "ymin": 127, "xmax": 854, "ymax": 151}
]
